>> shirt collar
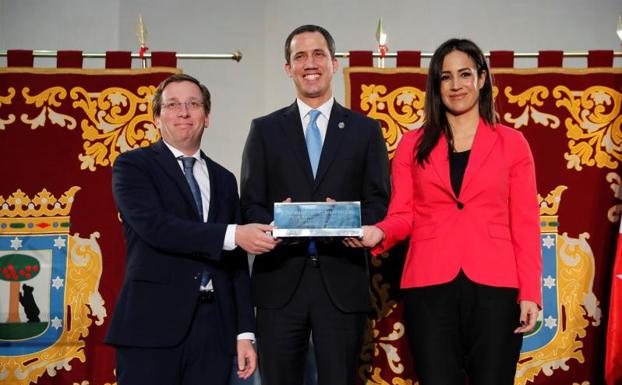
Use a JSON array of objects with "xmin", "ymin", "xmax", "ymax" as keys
[
  {"xmin": 162, "ymin": 140, "xmax": 202, "ymax": 162},
  {"xmin": 296, "ymin": 97, "xmax": 334, "ymax": 122}
]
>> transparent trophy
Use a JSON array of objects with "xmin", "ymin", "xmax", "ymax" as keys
[{"xmin": 272, "ymin": 201, "xmax": 362, "ymax": 238}]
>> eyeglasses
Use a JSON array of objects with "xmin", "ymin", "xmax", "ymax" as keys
[{"xmin": 161, "ymin": 100, "xmax": 204, "ymax": 112}]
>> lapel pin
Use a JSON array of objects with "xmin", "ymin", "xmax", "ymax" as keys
[{"xmin": 338, "ymin": 122, "xmax": 345, "ymax": 129}]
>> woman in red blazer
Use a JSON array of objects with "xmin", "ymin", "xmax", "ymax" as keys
[{"xmin": 349, "ymin": 39, "xmax": 541, "ymax": 385}]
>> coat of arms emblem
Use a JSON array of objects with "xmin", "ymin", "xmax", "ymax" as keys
[{"xmin": 0, "ymin": 187, "xmax": 106, "ymax": 384}]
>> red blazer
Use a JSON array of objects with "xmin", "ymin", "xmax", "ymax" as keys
[{"xmin": 373, "ymin": 119, "xmax": 542, "ymax": 306}]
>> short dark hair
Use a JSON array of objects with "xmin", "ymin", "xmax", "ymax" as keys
[
  {"xmin": 152, "ymin": 73, "xmax": 211, "ymax": 117},
  {"xmin": 284, "ymin": 24, "xmax": 336, "ymax": 64},
  {"xmin": 416, "ymin": 38, "xmax": 496, "ymax": 165}
]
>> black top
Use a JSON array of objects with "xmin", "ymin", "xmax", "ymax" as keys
[{"xmin": 450, "ymin": 150, "xmax": 471, "ymax": 197}]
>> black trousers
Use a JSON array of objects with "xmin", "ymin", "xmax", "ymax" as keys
[
  {"xmin": 256, "ymin": 261, "xmax": 367, "ymax": 385},
  {"xmin": 115, "ymin": 299, "xmax": 232, "ymax": 385},
  {"xmin": 403, "ymin": 270, "xmax": 522, "ymax": 385}
]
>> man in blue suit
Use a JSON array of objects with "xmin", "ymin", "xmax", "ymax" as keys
[{"xmin": 105, "ymin": 74, "xmax": 278, "ymax": 385}]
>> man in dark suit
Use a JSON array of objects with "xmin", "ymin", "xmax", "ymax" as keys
[
  {"xmin": 105, "ymin": 74, "xmax": 278, "ymax": 385},
  {"xmin": 240, "ymin": 25, "xmax": 390, "ymax": 385}
]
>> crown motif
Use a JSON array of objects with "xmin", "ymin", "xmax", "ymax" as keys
[
  {"xmin": 0, "ymin": 187, "xmax": 80, "ymax": 234},
  {"xmin": 538, "ymin": 185, "xmax": 566, "ymax": 216},
  {"xmin": 538, "ymin": 185, "xmax": 566, "ymax": 233}
]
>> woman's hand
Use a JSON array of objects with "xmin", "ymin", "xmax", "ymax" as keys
[
  {"xmin": 514, "ymin": 300, "xmax": 539, "ymax": 333},
  {"xmin": 343, "ymin": 225, "xmax": 385, "ymax": 248}
]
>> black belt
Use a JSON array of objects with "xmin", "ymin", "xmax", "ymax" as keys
[
  {"xmin": 198, "ymin": 290, "xmax": 215, "ymax": 303},
  {"xmin": 306, "ymin": 255, "xmax": 320, "ymax": 268}
]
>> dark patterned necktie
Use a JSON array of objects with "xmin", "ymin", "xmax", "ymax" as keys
[
  {"xmin": 180, "ymin": 156, "xmax": 204, "ymax": 220},
  {"xmin": 180, "ymin": 156, "xmax": 210, "ymax": 288}
]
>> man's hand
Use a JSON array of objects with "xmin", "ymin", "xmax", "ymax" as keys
[
  {"xmin": 514, "ymin": 300, "xmax": 539, "ymax": 333},
  {"xmin": 236, "ymin": 223, "xmax": 277, "ymax": 255},
  {"xmin": 236, "ymin": 339, "xmax": 257, "ymax": 379}
]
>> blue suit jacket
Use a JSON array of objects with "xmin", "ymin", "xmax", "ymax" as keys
[{"xmin": 104, "ymin": 140, "xmax": 253, "ymax": 354}]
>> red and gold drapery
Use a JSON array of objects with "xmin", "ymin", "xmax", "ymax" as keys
[
  {"xmin": 2, "ymin": 48, "xmax": 620, "ymax": 385},
  {"xmin": 0, "ymin": 50, "xmax": 177, "ymax": 385},
  {"xmin": 346, "ymin": 50, "xmax": 622, "ymax": 385}
]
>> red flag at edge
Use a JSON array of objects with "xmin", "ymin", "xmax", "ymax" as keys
[{"xmin": 606, "ymin": 220, "xmax": 622, "ymax": 384}]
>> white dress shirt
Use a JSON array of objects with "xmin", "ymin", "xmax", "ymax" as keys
[
  {"xmin": 163, "ymin": 141, "xmax": 237, "ymax": 252},
  {"xmin": 296, "ymin": 97, "xmax": 334, "ymax": 144}
]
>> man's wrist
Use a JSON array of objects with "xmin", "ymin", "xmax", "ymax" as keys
[
  {"xmin": 237, "ymin": 332, "xmax": 255, "ymax": 342},
  {"xmin": 224, "ymin": 224, "xmax": 237, "ymax": 250}
]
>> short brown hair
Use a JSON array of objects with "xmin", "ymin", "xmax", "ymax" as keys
[{"xmin": 152, "ymin": 73, "xmax": 211, "ymax": 117}]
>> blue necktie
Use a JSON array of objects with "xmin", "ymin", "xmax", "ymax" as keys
[
  {"xmin": 305, "ymin": 110, "xmax": 322, "ymax": 256},
  {"xmin": 305, "ymin": 110, "xmax": 322, "ymax": 178},
  {"xmin": 180, "ymin": 156, "xmax": 204, "ymax": 220},
  {"xmin": 180, "ymin": 156, "xmax": 210, "ymax": 288}
]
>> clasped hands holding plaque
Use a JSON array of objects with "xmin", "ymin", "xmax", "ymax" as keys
[{"xmin": 270, "ymin": 198, "xmax": 365, "ymax": 247}]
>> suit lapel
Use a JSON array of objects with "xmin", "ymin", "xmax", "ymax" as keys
[
  {"xmin": 280, "ymin": 102, "xmax": 315, "ymax": 186},
  {"xmin": 152, "ymin": 140, "xmax": 202, "ymax": 221},
  {"xmin": 460, "ymin": 119, "xmax": 497, "ymax": 194},
  {"xmin": 429, "ymin": 134, "xmax": 455, "ymax": 198},
  {"xmin": 314, "ymin": 102, "xmax": 347, "ymax": 188},
  {"xmin": 201, "ymin": 152, "xmax": 217, "ymax": 222}
]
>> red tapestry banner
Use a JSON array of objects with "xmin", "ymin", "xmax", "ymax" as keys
[
  {"xmin": 0, "ymin": 67, "xmax": 178, "ymax": 385},
  {"xmin": 346, "ymin": 67, "xmax": 622, "ymax": 385}
]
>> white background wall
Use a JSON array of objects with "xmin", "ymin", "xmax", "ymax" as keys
[{"xmin": 1, "ymin": 0, "xmax": 621, "ymax": 179}]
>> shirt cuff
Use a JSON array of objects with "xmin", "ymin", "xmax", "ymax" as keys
[
  {"xmin": 237, "ymin": 332, "xmax": 255, "ymax": 342},
  {"xmin": 223, "ymin": 224, "xmax": 237, "ymax": 251}
]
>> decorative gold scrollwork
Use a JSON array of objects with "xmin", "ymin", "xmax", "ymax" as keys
[
  {"xmin": 71, "ymin": 85, "xmax": 159, "ymax": 171},
  {"xmin": 0, "ymin": 87, "xmax": 17, "ymax": 130},
  {"xmin": 606, "ymin": 172, "xmax": 622, "ymax": 222},
  {"xmin": 3, "ymin": 83, "xmax": 161, "ymax": 171},
  {"xmin": 359, "ymin": 251, "xmax": 408, "ymax": 384},
  {"xmin": 360, "ymin": 84, "xmax": 425, "ymax": 159},
  {"xmin": 359, "ymin": 318, "xmax": 416, "ymax": 385},
  {"xmin": 553, "ymin": 85, "xmax": 622, "ymax": 170},
  {"xmin": 503, "ymin": 86, "xmax": 561, "ymax": 129},
  {"xmin": 20, "ymin": 86, "xmax": 77, "ymax": 130}
]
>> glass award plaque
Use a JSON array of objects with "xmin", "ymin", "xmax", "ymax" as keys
[{"xmin": 272, "ymin": 201, "xmax": 363, "ymax": 237}]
